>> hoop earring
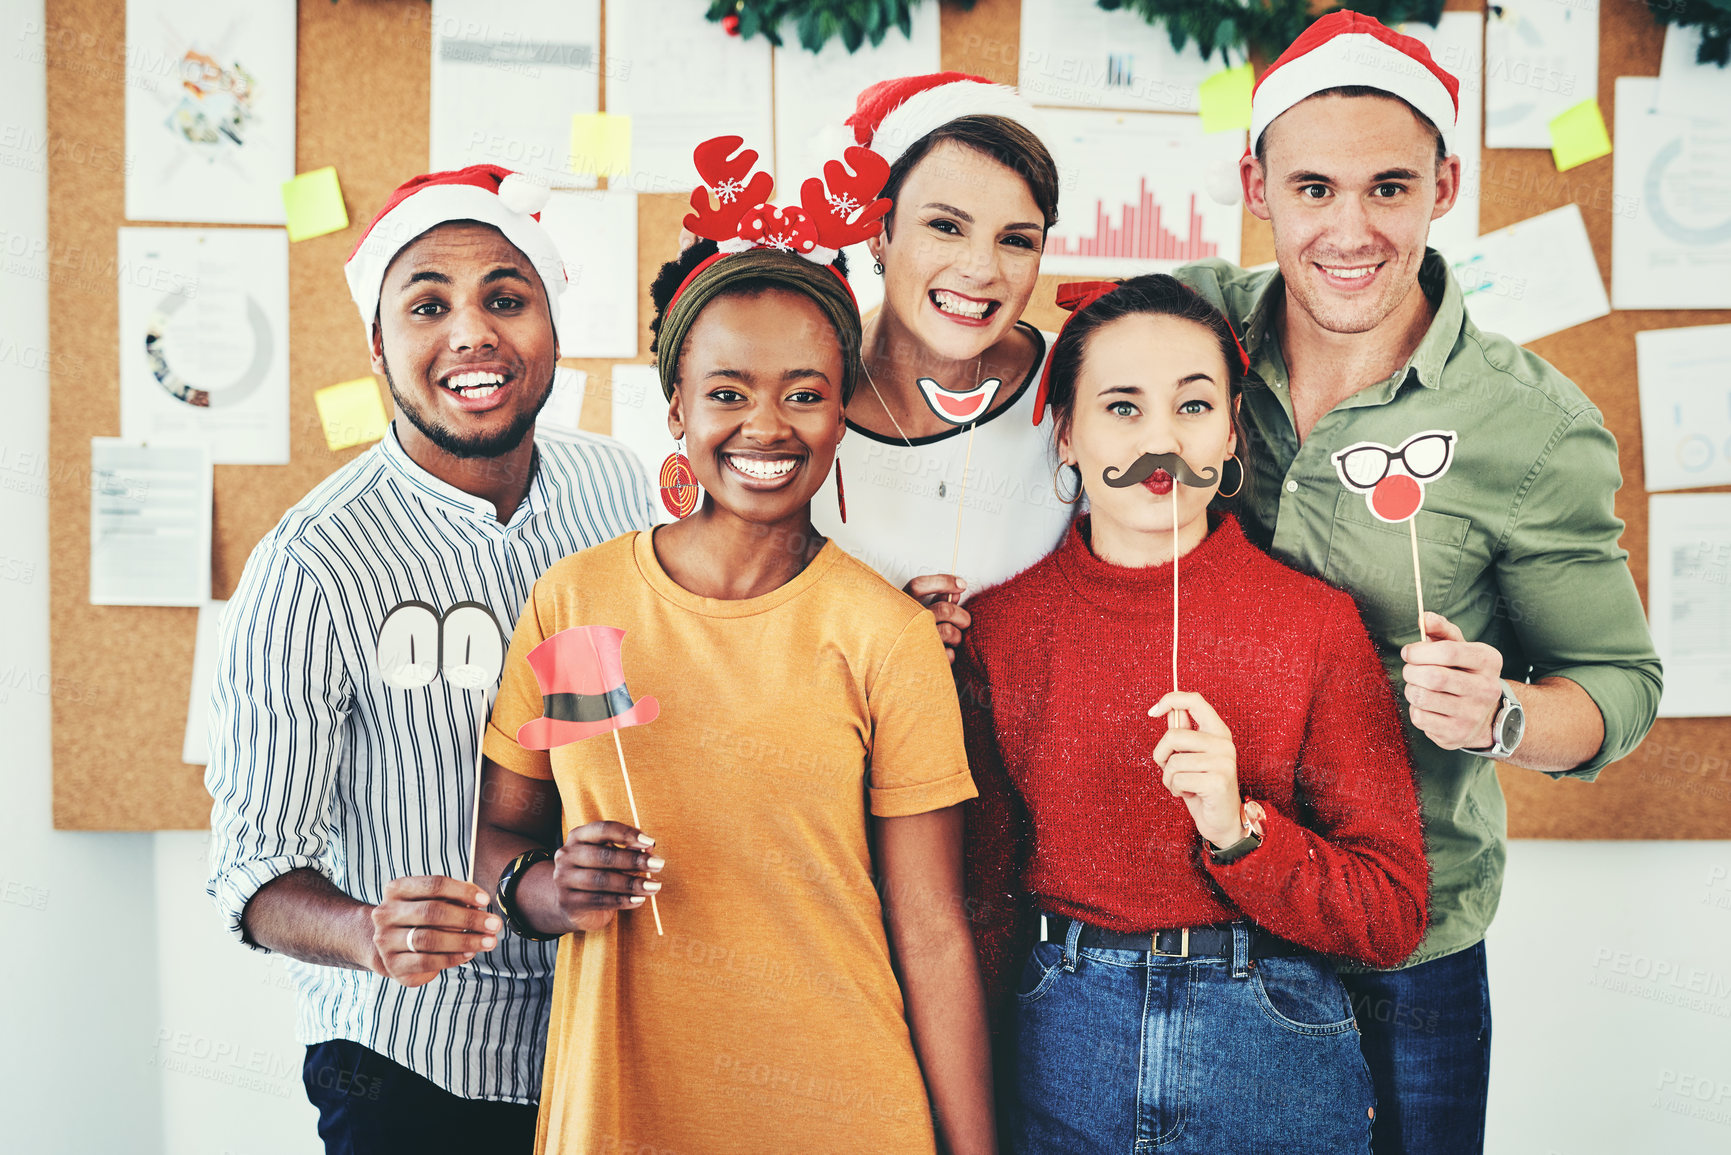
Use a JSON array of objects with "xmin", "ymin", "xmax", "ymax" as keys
[
  {"xmin": 872, "ymin": 260, "xmax": 884, "ymax": 276},
  {"xmin": 1217, "ymin": 454, "xmax": 1244, "ymax": 499},
  {"xmin": 1052, "ymin": 462, "xmax": 1082, "ymax": 506}
]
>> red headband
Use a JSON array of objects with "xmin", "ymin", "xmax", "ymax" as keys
[{"xmin": 1031, "ymin": 280, "xmax": 1252, "ymax": 425}]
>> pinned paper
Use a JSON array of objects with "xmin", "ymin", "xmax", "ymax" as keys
[
  {"xmin": 1197, "ymin": 63, "xmax": 1254, "ymax": 134},
  {"xmin": 281, "ymin": 167, "xmax": 349, "ymax": 242},
  {"xmin": 570, "ymin": 112, "xmax": 632, "ymax": 177},
  {"xmin": 315, "ymin": 377, "xmax": 390, "ymax": 451},
  {"xmin": 1332, "ymin": 430, "xmax": 1459, "ymax": 639},
  {"xmin": 1548, "ymin": 99, "xmax": 1611, "ymax": 173}
]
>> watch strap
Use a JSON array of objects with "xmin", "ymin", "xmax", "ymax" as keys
[{"xmin": 496, "ymin": 848, "xmax": 561, "ymax": 941}]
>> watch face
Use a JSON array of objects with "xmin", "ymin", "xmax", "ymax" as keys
[{"xmin": 1500, "ymin": 699, "xmax": 1525, "ymax": 749}]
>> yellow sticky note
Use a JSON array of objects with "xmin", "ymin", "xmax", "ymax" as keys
[
  {"xmin": 569, "ymin": 112, "xmax": 632, "ymax": 177},
  {"xmin": 1197, "ymin": 63, "xmax": 1254, "ymax": 134},
  {"xmin": 281, "ymin": 166, "xmax": 350, "ymax": 242},
  {"xmin": 315, "ymin": 377, "xmax": 389, "ymax": 452},
  {"xmin": 1548, "ymin": 99, "xmax": 1612, "ymax": 172}
]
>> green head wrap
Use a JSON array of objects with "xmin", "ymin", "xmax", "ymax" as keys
[{"xmin": 655, "ymin": 248, "xmax": 863, "ymax": 403}]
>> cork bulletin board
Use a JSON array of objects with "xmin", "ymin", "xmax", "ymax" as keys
[{"xmin": 45, "ymin": 0, "xmax": 1730, "ymax": 832}]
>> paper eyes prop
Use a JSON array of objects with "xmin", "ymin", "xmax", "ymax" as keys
[
  {"xmin": 1332, "ymin": 430, "xmax": 1457, "ymax": 522},
  {"xmin": 1102, "ymin": 451, "xmax": 1220, "ymax": 489},
  {"xmin": 377, "ymin": 600, "xmax": 505, "ymax": 691},
  {"xmin": 917, "ymin": 376, "xmax": 1001, "ymax": 426}
]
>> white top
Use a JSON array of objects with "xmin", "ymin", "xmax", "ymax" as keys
[
  {"xmin": 812, "ymin": 325, "xmax": 1074, "ymax": 593},
  {"xmin": 205, "ymin": 427, "xmax": 656, "ymax": 1102}
]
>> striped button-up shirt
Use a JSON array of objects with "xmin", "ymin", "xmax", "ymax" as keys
[{"xmin": 206, "ymin": 426, "xmax": 656, "ymax": 1102}]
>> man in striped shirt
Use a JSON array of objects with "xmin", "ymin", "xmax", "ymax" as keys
[{"xmin": 206, "ymin": 167, "xmax": 656, "ymax": 1152}]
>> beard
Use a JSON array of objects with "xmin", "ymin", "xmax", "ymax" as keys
[{"xmin": 381, "ymin": 356, "xmax": 555, "ymax": 460}]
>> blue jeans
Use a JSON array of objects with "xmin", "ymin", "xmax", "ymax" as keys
[
  {"xmin": 1337, "ymin": 941, "xmax": 1492, "ymax": 1155},
  {"xmin": 302, "ymin": 1039, "xmax": 537, "ymax": 1155},
  {"xmin": 1013, "ymin": 919, "xmax": 1375, "ymax": 1153}
]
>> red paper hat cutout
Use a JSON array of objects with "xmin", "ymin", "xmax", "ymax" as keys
[
  {"xmin": 1332, "ymin": 430, "xmax": 1457, "ymax": 523},
  {"xmin": 516, "ymin": 625, "xmax": 660, "ymax": 749}
]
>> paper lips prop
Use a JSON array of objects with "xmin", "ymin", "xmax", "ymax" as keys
[
  {"xmin": 516, "ymin": 625, "xmax": 660, "ymax": 750},
  {"xmin": 917, "ymin": 375, "xmax": 1001, "ymax": 426},
  {"xmin": 1332, "ymin": 430, "xmax": 1457, "ymax": 522}
]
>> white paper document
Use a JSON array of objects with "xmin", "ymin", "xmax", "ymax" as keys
[
  {"xmin": 1402, "ymin": 12, "xmax": 1483, "ymax": 261},
  {"xmin": 1448, "ymin": 204, "xmax": 1608, "ymax": 346},
  {"xmin": 1484, "ymin": 0, "xmax": 1598, "ymax": 150},
  {"xmin": 1635, "ymin": 325, "xmax": 1731, "ymax": 493},
  {"xmin": 1018, "ymin": 0, "xmax": 1240, "ymax": 113},
  {"xmin": 1038, "ymin": 109, "xmax": 1242, "ymax": 276},
  {"xmin": 430, "ymin": 0, "xmax": 601, "ymax": 181},
  {"xmin": 605, "ymin": 0, "xmax": 772, "ymax": 192},
  {"xmin": 607, "ymin": 364, "xmax": 674, "ymax": 526},
  {"xmin": 1657, "ymin": 24, "xmax": 1731, "ymax": 120},
  {"xmin": 118, "ymin": 228, "xmax": 290, "ymax": 465},
  {"xmin": 538, "ymin": 190, "xmax": 639, "ymax": 359},
  {"xmin": 1612, "ymin": 78, "xmax": 1731, "ymax": 311},
  {"xmin": 537, "ymin": 367, "xmax": 589, "ymax": 439},
  {"xmin": 89, "ymin": 439, "xmax": 212, "ymax": 607},
  {"xmin": 1648, "ymin": 493, "xmax": 1731, "ymax": 717},
  {"xmin": 124, "ymin": 0, "xmax": 296, "ymax": 224},
  {"xmin": 182, "ymin": 599, "xmax": 227, "ymax": 765},
  {"xmin": 771, "ymin": 5, "xmax": 940, "ymax": 317}
]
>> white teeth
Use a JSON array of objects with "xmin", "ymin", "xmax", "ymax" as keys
[
  {"xmin": 446, "ymin": 370, "xmax": 506, "ymax": 393},
  {"xmin": 727, "ymin": 455, "xmax": 797, "ymax": 480},
  {"xmin": 933, "ymin": 290, "xmax": 991, "ymax": 318},
  {"xmin": 1322, "ymin": 265, "xmax": 1375, "ymax": 280}
]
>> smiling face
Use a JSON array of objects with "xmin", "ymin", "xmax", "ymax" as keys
[
  {"xmin": 1244, "ymin": 93, "xmax": 1459, "ymax": 336},
  {"xmin": 868, "ymin": 140, "xmax": 1045, "ymax": 364},
  {"xmin": 371, "ymin": 222, "xmax": 558, "ymax": 460},
  {"xmin": 1059, "ymin": 314, "xmax": 1236, "ymax": 553},
  {"xmin": 668, "ymin": 289, "xmax": 846, "ymax": 528}
]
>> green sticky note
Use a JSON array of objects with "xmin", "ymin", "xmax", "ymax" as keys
[
  {"xmin": 315, "ymin": 377, "xmax": 390, "ymax": 452},
  {"xmin": 1548, "ymin": 99, "xmax": 1612, "ymax": 172},
  {"xmin": 570, "ymin": 112, "xmax": 632, "ymax": 177},
  {"xmin": 281, "ymin": 166, "xmax": 350, "ymax": 242},
  {"xmin": 1197, "ymin": 63, "xmax": 1254, "ymax": 134}
]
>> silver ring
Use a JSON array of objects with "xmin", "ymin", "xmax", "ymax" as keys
[{"xmin": 407, "ymin": 927, "xmax": 421, "ymax": 954}]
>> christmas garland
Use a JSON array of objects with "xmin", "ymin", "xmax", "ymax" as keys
[
  {"xmin": 704, "ymin": 0, "xmax": 1446, "ymax": 59},
  {"xmin": 1645, "ymin": 0, "xmax": 1731, "ymax": 66}
]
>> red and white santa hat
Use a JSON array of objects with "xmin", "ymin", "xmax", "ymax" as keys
[
  {"xmin": 343, "ymin": 165, "xmax": 567, "ymax": 337},
  {"xmin": 1213, "ymin": 11, "xmax": 1460, "ymax": 205},
  {"xmin": 845, "ymin": 71, "xmax": 1044, "ymax": 170}
]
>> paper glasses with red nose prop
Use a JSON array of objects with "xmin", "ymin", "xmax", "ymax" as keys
[{"xmin": 1332, "ymin": 429, "xmax": 1458, "ymax": 639}]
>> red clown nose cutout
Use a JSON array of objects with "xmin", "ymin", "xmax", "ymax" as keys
[{"xmin": 1371, "ymin": 473, "xmax": 1424, "ymax": 522}]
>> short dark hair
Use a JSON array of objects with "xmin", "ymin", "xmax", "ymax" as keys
[
  {"xmin": 881, "ymin": 114, "xmax": 1060, "ymax": 234},
  {"xmin": 1044, "ymin": 274, "xmax": 1251, "ymax": 504},
  {"xmin": 1254, "ymin": 86, "xmax": 1449, "ymax": 168}
]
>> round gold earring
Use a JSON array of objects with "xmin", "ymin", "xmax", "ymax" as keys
[
  {"xmin": 1052, "ymin": 461, "xmax": 1083, "ymax": 506},
  {"xmin": 1217, "ymin": 454, "xmax": 1244, "ymax": 499}
]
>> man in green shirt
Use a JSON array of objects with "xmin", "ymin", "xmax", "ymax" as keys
[{"xmin": 1177, "ymin": 12, "xmax": 1661, "ymax": 1154}]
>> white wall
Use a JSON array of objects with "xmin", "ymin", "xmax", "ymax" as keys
[{"xmin": 1, "ymin": 8, "xmax": 1727, "ymax": 1153}]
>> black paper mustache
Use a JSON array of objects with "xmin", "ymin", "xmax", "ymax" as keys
[{"xmin": 1102, "ymin": 452, "xmax": 1220, "ymax": 489}]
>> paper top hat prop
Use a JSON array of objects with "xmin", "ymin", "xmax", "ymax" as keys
[
  {"xmin": 1332, "ymin": 429, "xmax": 1457, "ymax": 523},
  {"xmin": 516, "ymin": 625, "xmax": 660, "ymax": 750},
  {"xmin": 344, "ymin": 164, "xmax": 567, "ymax": 338},
  {"xmin": 918, "ymin": 375, "xmax": 1001, "ymax": 426},
  {"xmin": 845, "ymin": 71, "xmax": 1044, "ymax": 171},
  {"xmin": 672, "ymin": 135, "xmax": 892, "ymax": 307}
]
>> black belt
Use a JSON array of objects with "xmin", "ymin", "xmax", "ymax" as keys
[{"xmin": 1038, "ymin": 914, "xmax": 1307, "ymax": 960}]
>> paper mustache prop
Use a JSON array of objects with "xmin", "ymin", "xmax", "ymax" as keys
[
  {"xmin": 1332, "ymin": 429, "xmax": 1458, "ymax": 640},
  {"xmin": 513, "ymin": 624, "xmax": 665, "ymax": 934},
  {"xmin": 915, "ymin": 374, "xmax": 1003, "ymax": 580}
]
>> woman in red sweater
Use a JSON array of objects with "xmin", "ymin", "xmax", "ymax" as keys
[{"xmin": 957, "ymin": 274, "xmax": 1428, "ymax": 1153}]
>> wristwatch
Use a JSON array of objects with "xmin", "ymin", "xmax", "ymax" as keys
[
  {"xmin": 1468, "ymin": 685, "xmax": 1526, "ymax": 761},
  {"xmin": 496, "ymin": 848, "xmax": 561, "ymax": 941},
  {"xmin": 1208, "ymin": 800, "xmax": 1267, "ymax": 865}
]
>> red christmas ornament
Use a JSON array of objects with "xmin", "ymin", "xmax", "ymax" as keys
[{"xmin": 722, "ymin": 13, "xmax": 740, "ymax": 35}]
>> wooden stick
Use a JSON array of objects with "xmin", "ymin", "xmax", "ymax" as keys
[
  {"xmin": 465, "ymin": 691, "xmax": 492, "ymax": 889},
  {"xmin": 612, "ymin": 728, "xmax": 663, "ymax": 936},
  {"xmin": 949, "ymin": 423, "xmax": 979, "ymax": 579},
  {"xmin": 1409, "ymin": 516, "xmax": 1427, "ymax": 641},
  {"xmin": 1169, "ymin": 489, "xmax": 1188, "ymax": 731}
]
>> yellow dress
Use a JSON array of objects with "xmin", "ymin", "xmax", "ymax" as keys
[{"xmin": 485, "ymin": 531, "xmax": 976, "ymax": 1155}]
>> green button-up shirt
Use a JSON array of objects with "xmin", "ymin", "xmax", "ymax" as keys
[{"xmin": 1177, "ymin": 252, "xmax": 1663, "ymax": 967}]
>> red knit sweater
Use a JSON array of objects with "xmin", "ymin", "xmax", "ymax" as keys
[{"xmin": 957, "ymin": 514, "xmax": 1428, "ymax": 1008}]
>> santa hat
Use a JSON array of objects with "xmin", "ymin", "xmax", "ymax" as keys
[
  {"xmin": 846, "ymin": 71, "xmax": 1044, "ymax": 171},
  {"xmin": 343, "ymin": 165, "xmax": 568, "ymax": 338},
  {"xmin": 1214, "ymin": 11, "xmax": 1460, "ymax": 205}
]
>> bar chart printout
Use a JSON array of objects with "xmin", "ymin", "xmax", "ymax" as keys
[{"xmin": 1039, "ymin": 108, "xmax": 1242, "ymax": 276}]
